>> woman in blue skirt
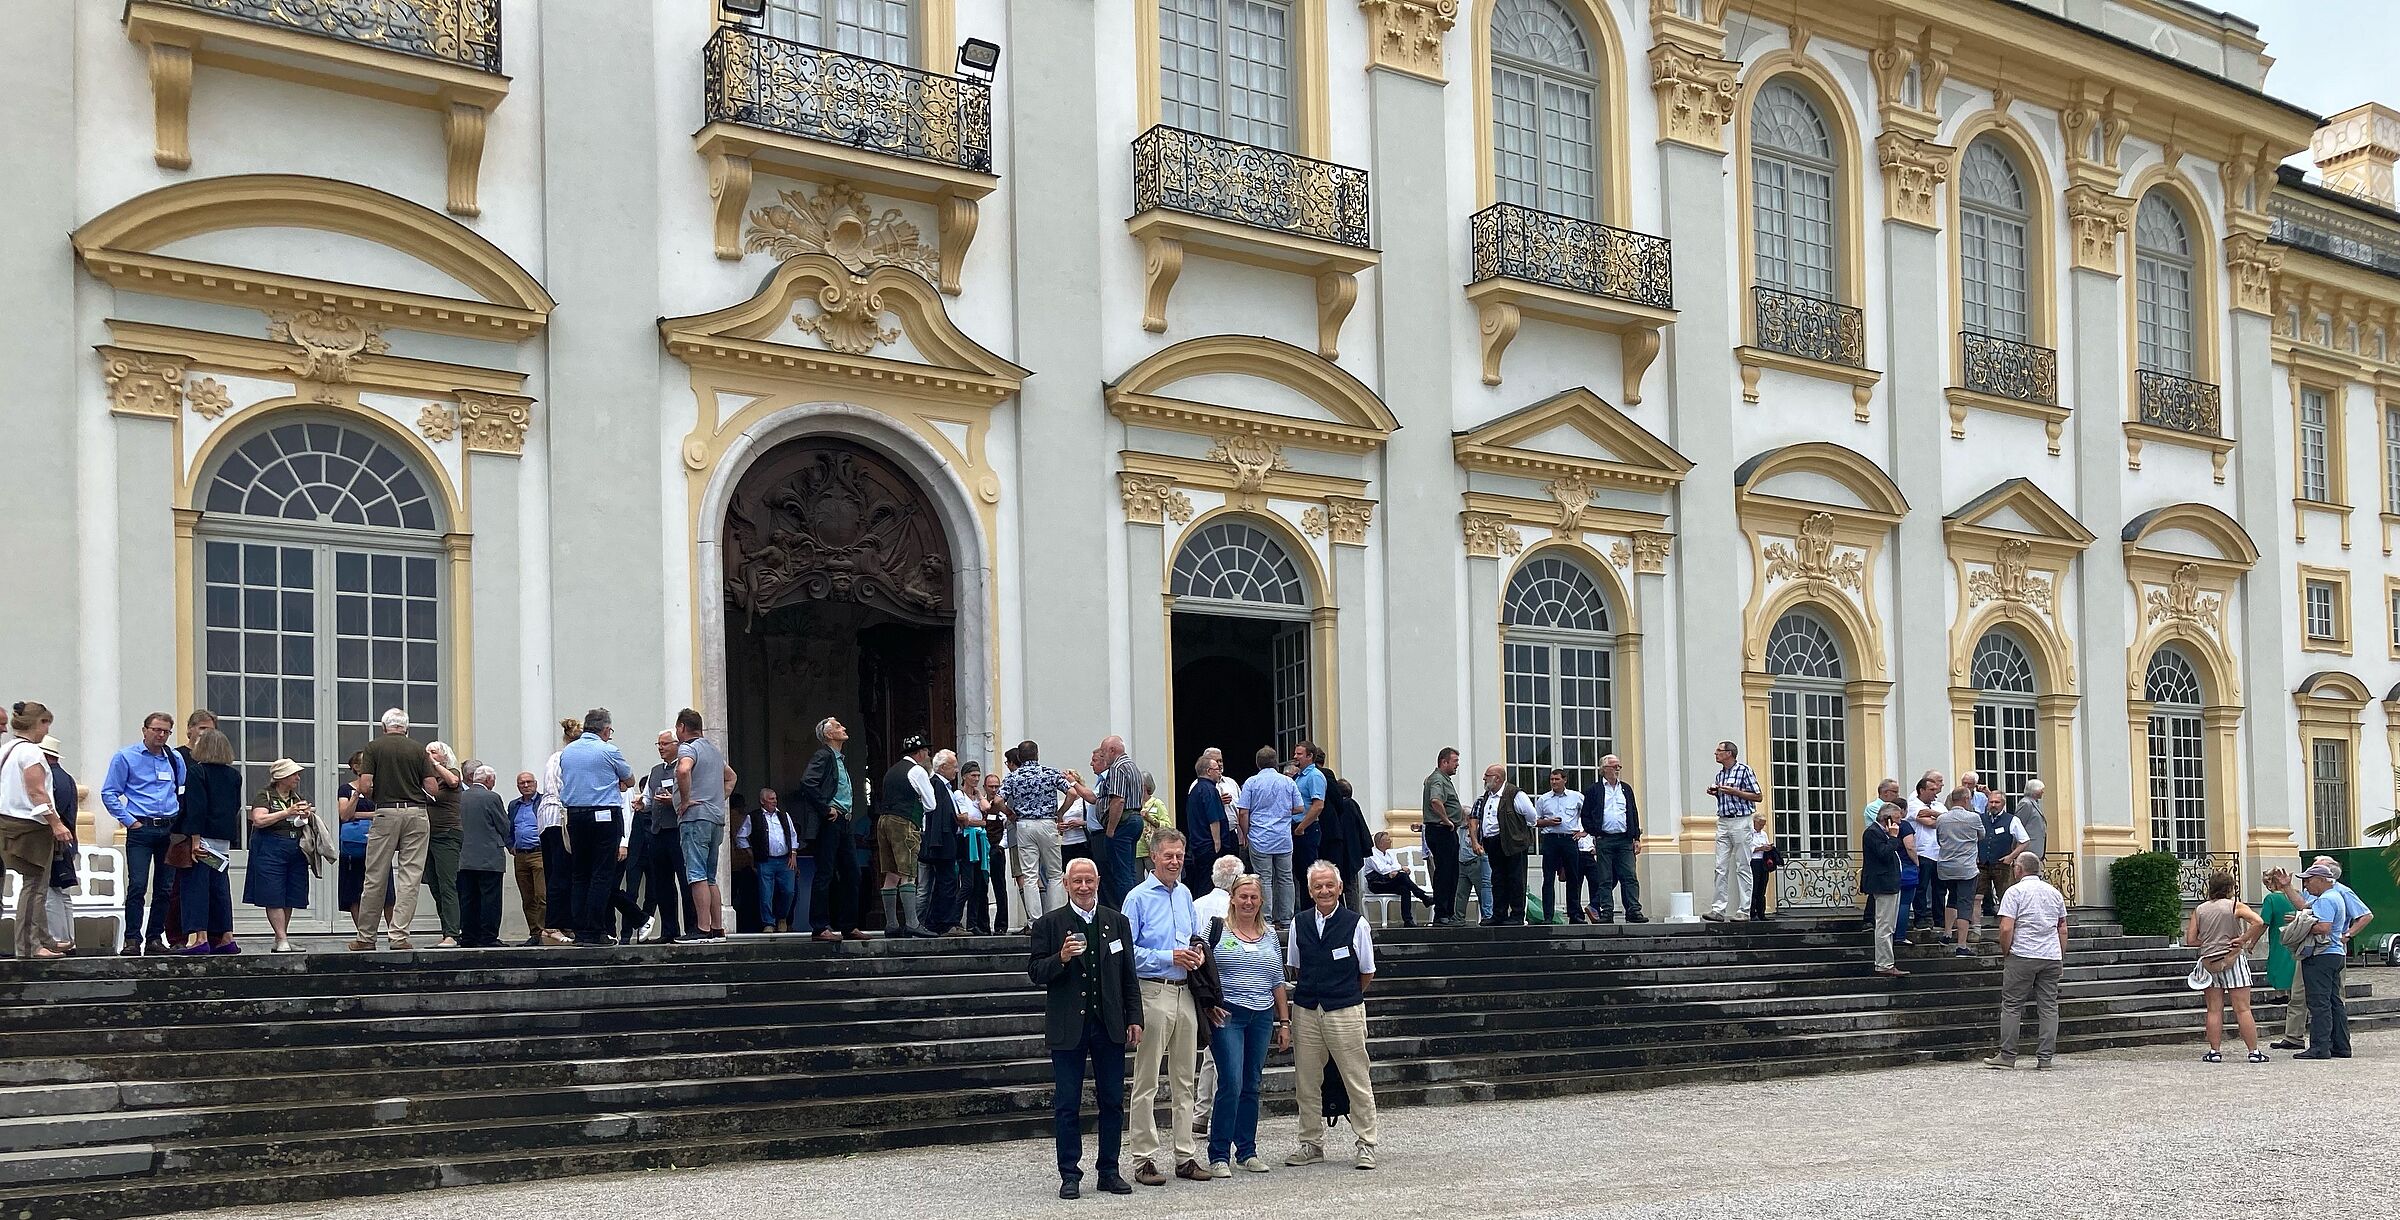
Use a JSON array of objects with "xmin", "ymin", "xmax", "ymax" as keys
[{"xmin": 245, "ymin": 758, "xmax": 315, "ymax": 952}]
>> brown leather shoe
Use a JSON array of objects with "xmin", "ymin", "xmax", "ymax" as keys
[
  {"xmin": 1133, "ymin": 1160, "xmax": 1167, "ymax": 1186},
  {"xmin": 1176, "ymin": 1160, "xmax": 1209, "ymax": 1182},
  {"xmin": 813, "ymin": 930, "xmax": 842, "ymax": 943},
  {"xmin": 841, "ymin": 931, "xmax": 870, "ymax": 941}
]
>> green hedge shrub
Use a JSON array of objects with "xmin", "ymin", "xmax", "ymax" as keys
[{"xmin": 2109, "ymin": 851, "xmax": 2185, "ymax": 936}]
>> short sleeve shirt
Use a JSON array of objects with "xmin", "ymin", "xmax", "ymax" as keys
[
  {"xmin": 357, "ymin": 733, "xmax": 431, "ymax": 806},
  {"xmin": 1295, "ymin": 765, "xmax": 1327, "ymax": 815},
  {"xmin": 1000, "ymin": 762, "xmax": 1070, "ymax": 820},
  {"xmin": 1998, "ymin": 878, "xmax": 2068, "ymax": 960},
  {"xmin": 1714, "ymin": 763, "xmax": 1759, "ymax": 818},
  {"xmin": 1237, "ymin": 770, "xmax": 1303, "ymax": 855},
  {"xmin": 677, "ymin": 736, "xmax": 728, "ymax": 825},
  {"xmin": 1100, "ymin": 756, "xmax": 1146, "ymax": 836}
]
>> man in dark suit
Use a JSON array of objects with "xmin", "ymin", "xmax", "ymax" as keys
[
  {"xmin": 793, "ymin": 717, "xmax": 863, "ymax": 942},
  {"xmin": 1028, "ymin": 857, "xmax": 1140, "ymax": 1199},
  {"xmin": 1581, "ymin": 754, "xmax": 1646, "ymax": 923}
]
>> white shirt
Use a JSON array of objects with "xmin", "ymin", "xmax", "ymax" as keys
[
  {"xmin": 1595, "ymin": 781, "xmax": 1630, "ymax": 834},
  {"xmin": 1534, "ymin": 790, "xmax": 1584, "ymax": 836},
  {"xmin": 537, "ymin": 751, "xmax": 567, "ymax": 832},
  {"xmin": 1193, "ymin": 889, "xmax": 1231, "ymax": 924},
  {"xmin": 1060, "ymin": 796, "xmax": 1088, "ymax": 844},
  {"xmin": 955, "ymin": 790, "xmax": 983, "ymax": 827},
  {"xmin": 1286, "ymin": 906, "xmax": 1376, "ymax": 974},
  {"xmin": 1998, "ymin": 877, "xmax": 2068, "ymax": 960},
  {"xmin": 1367, "ymin": 848, "xmax": 1404, "ymax": 878},
  {"xmin": 750, "ymin": 808, "xmax": 790, "ymax": 858},
  {"xmin": 1216, "ymin": 776, "xmax": 1240, "ymax": 814},
  {"xmin": 1907, "ymin": 799, "xmax": 1940, "ymax": 860},
  {"xmin": 0, "ymin": 737, "xmax": 52, "ymax": 823},
  {"xmin": 1473, "ymin": 788, "xmax": 1538, "ymax": 839},
  {"xmin": 903, "ymin": 761, "xmax": 937, "ymax": 814}
]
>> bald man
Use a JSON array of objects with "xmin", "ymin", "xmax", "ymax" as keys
[
  {"xmin": 1029, "ymin": 857, "xmax": 1139, "ymax": 1199},
  {"xmin": 1071, "ymin": 734, "xmax": 1147, "ymax": 910}
]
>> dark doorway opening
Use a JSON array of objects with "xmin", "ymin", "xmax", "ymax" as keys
[
  {"xmin": 1171, "ymin": 611, "xmax": 1307, "ymax": 795},
  {"xmin": 724, "ymin": 601, "xmax": 952, "ymax": 802}
]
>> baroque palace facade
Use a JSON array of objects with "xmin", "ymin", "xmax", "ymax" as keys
[{"xmin": 10, "ymin": 0, "xmax": 2400, "ymax": 929}]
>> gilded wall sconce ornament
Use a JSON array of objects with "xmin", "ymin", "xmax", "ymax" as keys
[
  {"xmin": 267, "ymin": 308, "xmax": 389, "ymax": 400},
  {"xmin": 1762, "ymin": 512, "xmax": 1864, "ymax": 590},
  {"xmin": 187, "ymin": 376, "xmax": 233, "ymax": 421}
]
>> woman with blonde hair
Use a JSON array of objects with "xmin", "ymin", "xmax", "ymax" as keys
[
  {"xmin": 537, "ymin": 719, "xmax": 581, "ymax": 945},
  {"xmin": 2183, "ymin": 870, "xmax": 2267, "ymax": 1063},
  {"xmin": 1204, "ymin": 872, "xmax": 1290, "ymax": 1177},
  {"xmin": 172, "ymin": 728, "xmax": 243, "ymax": 954},
  {"xmin": 1, "ymin": 702, "xmax": 67, "ymax": 960}
]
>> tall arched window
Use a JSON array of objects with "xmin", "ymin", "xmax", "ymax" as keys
[
  {"xmin": 2143, "ymin": 647, "xmax": 2207, "ymax": 857},
  {"xmin": 198, "ymin": 417, "xmax": 447, "ymax": 808},
  {"xmin": 1765, "ymin": 610, "xmax": 1847, "ymax": 858},
  {"xmin": 1958, "ymin": 139, "xmax": 2031, "ymax": 342},
  {"xmin": 1501, "ymin": 554, "xmax": 1614, "ymax": 793},
  {"xmin": 1160, "ymin": 0, "xmax": 1295, "ymax": 150},
  {"xmin": 2135, "ymin": 191, "xmax": 2197, "ymax": 377},
  {"xmin": 1171, "ymin": 518, "xmax": 1310, "ymax": 752},
  {"xmin": 1970, "ymin": 630, "xmax": 2038, "ymax": 802},
  {"xmin": 758, "ymin": 0, "xmax": 914, "ymax": 63},
  {"xmin": 1750, "ymin": 81, "xmax": 1838, "ymax": 301},
  {"xmin": 1490, "ymin": 0, "xmax": 1600, "ymax": 221}
]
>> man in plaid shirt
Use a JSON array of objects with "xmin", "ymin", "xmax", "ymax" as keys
[{"xmin": 1702, "ymin": 740, "xmax": 1762, "ymax": 922}]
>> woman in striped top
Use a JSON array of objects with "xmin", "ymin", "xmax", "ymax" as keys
[{"xmin": 1204, "ymin": 874, "xmax": 1289, "ymax": 1177}]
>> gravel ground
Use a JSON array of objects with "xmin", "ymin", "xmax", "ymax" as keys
[{"xmin": 186, "ymin": 1031, "xmax": 2398, "ymax": 1220}]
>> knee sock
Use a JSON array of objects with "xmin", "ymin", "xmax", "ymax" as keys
[
  {"xmin": 881, "ymin": 886, "xmax": 901, "ymax": 932},
  {"xmin": 899, "ymin": 884, "xmax": 921, "ymax": 930}
]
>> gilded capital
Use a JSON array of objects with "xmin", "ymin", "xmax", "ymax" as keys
[
  {"xmin": 2223, "ymin": 232, "xmax": 2282, "ymax": 316},
  {"xmin": 1875, "ymin": 131, "xmax": 1951, "ymax": 229},
  {"xmin": 1324, "ymin": 495, "xmax": 1374, "ymax": 546},
  {"xmin": 99, "ymin": 347, "xmax": 188, "ymax": 419},
  {"xmin": 1460, "ymin": 511, "xmax": 1523, "ymax": 559},
  {"xmin": 1118, "ymin": 472, "xmax": 1193, "ymax": 526},
  {"xmin": 1631, "ymin": 530, "xmax": 1672, "ymax": 574},
  {"xmin": 458, "ymin": 391, "xmax": 534, "ymax": 455},
  {"xmin": 1647, "ymin": 42, "xmax": 1738, "ymax": 151},
  {"xmin": 1359, "ymin": 0, "xmax": 1458, "ymax": 83},
  {"xmin": 2065, "ymin": 185, "xmax": 2133, "ymax": 275}
]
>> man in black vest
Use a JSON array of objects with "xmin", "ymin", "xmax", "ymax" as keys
[
  {"xmin": 793, "ymin": 717, "xmax": 863, "ymax": 942},
  {"xmin": 1469, "ymin": 763, "xmax": 1538, "ymax": 926},
  {"xmin": 919, "ymin": 749, "xmax": 965, "ymax": 935},
  {"xmin": 1582, "ymin": 754, "xmax": 1647, "ymax": 923},
  {"xmin": 876, "ymin": 734, "xmax": 938, "ymax": 938},
  {"xmin": 1028, "ymin": 857, "xmax": 1140, "ymax": 1199},
  {"xmin": 1286, "ymin": 860, "xmax": 1378, "ymax": 1170}
]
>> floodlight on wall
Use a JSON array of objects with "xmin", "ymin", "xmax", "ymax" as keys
[
  {"xmin": 957, "ymin": 37, "xmax": 1001, "ymax": 80},
  {"xmin": 722, "ymin": 0, "xmax": 768, "ymax": 17}
]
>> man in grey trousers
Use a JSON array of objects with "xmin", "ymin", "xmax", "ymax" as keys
[{"xmin": 1986, "ymin": 853, "xmax": 2069, "ymax": 1070}]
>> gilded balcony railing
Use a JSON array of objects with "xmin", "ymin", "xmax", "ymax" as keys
[
  {"xmin": 703, "ymin": 26, "xmax": 992, "ymax": 175},
  {"xmin": 1131, "ymin": 125, "xmax": 1371, "ymax": 250},
  {"xmin": 2137, "ymin": 368, "xmax": 2224, "ymax": 436},
  {"xmin": 1753, "ymin": 286, "xmax": 1865, "ymax": 367},
  {"xmin": 2175, "ymin": 852, "xmax": 2243, "ymax": 903},
  {"xmin": 149, "ymin": 0, "xmax": 501, "ymax": 71},
  {"xmin": 1772, "ymin": 853, "xmax": 1856, "ymax": 910},
  {"xmin": 1959, "ymin": 332, "xmax": 2059, "ymax": 407},
  {"xmin": 1469, "ymin": 203, "xmax": 1673, "ymax": 311},
  {"xmin": 2040, "ymin": 852, "xmax": 2078, "ymax": 905}
]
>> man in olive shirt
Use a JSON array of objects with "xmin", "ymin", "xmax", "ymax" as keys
[
  {"xmin": 349, "ymin": 708, "xmax": 436, "ymax": 950},
  {"xmin": 1421, "ymin": 748, "xmax": 1464, "ymax": 927}
]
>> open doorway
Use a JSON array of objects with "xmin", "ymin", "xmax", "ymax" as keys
[{"xmin": 1166, "ymin": 517, "xmax": 1315, "ymax": 792}]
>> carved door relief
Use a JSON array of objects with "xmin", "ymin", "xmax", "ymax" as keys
[{"xmin": 724, "ymin": 438, "xmax": 955, "ymax": 627}]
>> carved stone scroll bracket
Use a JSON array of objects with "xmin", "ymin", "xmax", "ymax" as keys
[
  {"xmin": 938, "ymin": 195, "xmax": 979, "ymax": 295},
  {"xmin": 1477, "ymin": 298, "xmax": 1521, "ymax": 386},
  {"xmin": 1141, "ymin": 234, "xmax": 1185, "ymax": 334},
  {"xmin": 1620, "ymin": 326, "xmax": 1662, "ymax": 407},
  {"xmin": 1316, "ymin": 270, "xmax": 1359, "ymax": 360},
  {"xmin": 442, "ymin": 95, "xmax": 489, "ymax": 218},
  {"xmin": 145, "ymin": 38, "xmax": 195, "ymax": 171},
  {"xmin": 710, "ymin": 151, "xmax": 756, "ymax": 260}
]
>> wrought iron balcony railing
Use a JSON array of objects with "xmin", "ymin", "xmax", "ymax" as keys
[
  {"xmin": 2137, "ymin": 368, "xmax": 2224, "ymax": 436},
  {"xmin": 1752, "ymin": 286, "xmax": 1865, "ymax": 368},
  {"xmin": 703, "ymin": 26, "xmax": 992, "ymax": 175},
  {"xmin": 1772, "ymin": 852, "xmax": 1857, "ymax": 909},
  {"xmin": 1469, "ymin": 203, "xmax": 1673, "ymax": 311},
  {"xmin": 148, "ymin": 0, "xmax": 501, "ymax": 72},
  {"xmin": 1131, "ymin": 125, "xmax": 1371, "ymax": 250},
  {"xmin": 2174, "ymin": 852, "xmax": 2243, "ymax": 903},
  {"xmin": 2040, "ymin": 853, "xmax": 2078, "ymax": 905},
  {"xmin": 1959, "ymin": 332, "xmax": 2059, "ymax": 407}
]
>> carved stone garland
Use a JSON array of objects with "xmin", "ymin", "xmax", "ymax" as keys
[
  {"xmin": 1762, "ymin": 513, "xmax": 1864, "ymax": 590},
  {"xmin": 1966, "ymin": 537, "xmax": 2055, "ymax": 616},
  {"xmin": 743, "ymin": 182, "xmax": 940, "ymax": 356}
]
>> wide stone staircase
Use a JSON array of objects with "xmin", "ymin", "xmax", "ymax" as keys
[{"xmin": 1, "ymin": 917, "xmax": 2390, "ymax": 1218}]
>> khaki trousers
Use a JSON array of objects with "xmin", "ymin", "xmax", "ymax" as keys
[
  {"xmin": 355, "ymin": 805, "xmax": 430, "ymax": 941},
  {"xmin": 1293, "ymin": 1003, "xmax": 1376, "ymax": 1149},
  {"xmin": 2285, "ymin": 961, "xmax": 2309, "ymax": 1041},
  {"xmin": 512, "ymin": 849, "xmax": 547, "ymax": 934},
  {"xmin": 1, "ymin": 818, "xmax": 57, "ymax": 959},
  {"xmin": 1127, "ymin": 978, "xmax": 1201, "ymax": 1165}
]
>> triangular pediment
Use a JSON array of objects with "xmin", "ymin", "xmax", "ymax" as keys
[
  {"xmin": 1945, "ymin": 478, "xmax": 2096, "ymax": 547},
  {"xmin": 1454, "ymin": 387, "xmax": 1692, "ymax": 492},
  {"xmin": 659, "ymin": 253, "xmax": 1027, "ymax": 404}
]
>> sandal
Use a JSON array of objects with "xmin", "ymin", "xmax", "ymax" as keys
[
  {"xmin": 2200, "ymin": 1050, "xmax": 2222, "ymax": 1063},
  {"xmin": 2246, "ymin": 1051, "xmax": 2270, "ymax": 1064}
]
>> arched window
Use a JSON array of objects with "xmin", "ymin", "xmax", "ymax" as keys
[
  {"xmin": 1750, "ymin": 81, "xmax": 1838, "ymax": 301},
  {"xmin": 1159, "ymin": 0, "xmax": 1296, "ymax": 150},
  {"xmin": 2142, "ymin": 647, "xmax": 2207, "ymax": 857},
  {"xmin": 757, "ymin": 0, "xmax": 914, "ymax": 64},
  {"xmin": 2134, "ymin": 191, "xmax": 2197, "ymax": 377},
  {"xmin": 197, "ymin": 418, "xmax": 448, "ymax": 827},
  {"xmin": 1501, "ymin": 554, "xmax": 1614, "ymax": 792},
  {"xmin": 1490, "ymin": 0, "xmax": 1601, "ymax": 221},
  {"xmin": 1958, "ymin": 139, "xmax": 2031, "ymax": 342},
  {"xmin": 1969, "ymin": 630, "xmax": 2038, "ymax": 802},
  {"xmin": 1765, "ymin": 610, "xmax": 1847, "ymax": 858}
]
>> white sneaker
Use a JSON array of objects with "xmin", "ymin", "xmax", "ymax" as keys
[
  {"xmin": 1354, "ymin": 1143, "xmax": 1376, "ymax": 1171},
  {"xmin": 641, "ymin": 917, "xmax": 659, "ymax": 941},
  {"xmin": 271, "ymin": 940, "xmax": 299, "ymax": 954},
  {"xmin": 1208, "ymin": 1161, "xmax": 1231, "ymax": 1179},
  {"xmin": 1238, "ymin": 1156, "xmax": 1270, "ymax": 1174},
  {"xmin": 1284, "ymin": 1143, "xmax": 1323, "ymax": 1167}
]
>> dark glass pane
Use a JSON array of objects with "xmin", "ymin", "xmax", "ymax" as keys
[
  {"xmin": 206, "ymin": 630, "xmax": 239, "ymax": 673},
  {"xmin": 281, "ymin": 636, "xmax": 313, "ymax": 677},
  {"xmin": 335, "ymin": 551, "xmax": 367, "ymax": 593},
  {"xmin": 405, "ymin": 599, "xmax": 436, "ymax": 639},
  {"xmin": 371, "ymin": 638, "xmax": 402, "ymax": 677},
  {"xmin": 406, "ymin": 557, "xmax": 436, "ymax": 597},
  {"xmin": 337, "ymin": 682, "xmax": 367, "ymax": 724},
  {"xmin": 283, "ymin": 547, "xmax": 313, "ymax": 587},
  {"xmin": 205, "ymin": 585, "xmax": 238, "ymax": 629},
  {"xmin": 371, "ymin": 599, "xmax": 402, "ymax": 638},
  {"xmin": 243, "ymin": 589, "xmax": 275, "ymax": 630},
  {"xmin": 245, "ymin": 544, "xmax": 276, "ymax": 583},
  {"xmin": 406, "ymin": 642, "xmax": 436, "ymax": 682},
  {"xmin": 282, "ymin": 591, "xmax": 312, "ymax": 633},
  {"xmin": 371, "ymin": 684, "xmax": 405, "ymax": 718},
  {"xmin": 335, "ymin": 594, "xmax": 367, "ymax": 636},
  {"xmin": 337, "ymin": 638, "xmax": 368, "ymax": 679},
  {"xmin": 208, "ymin": 675, "xmax": 241, "ymax": 714},
  {"xmin": 287, "ymin": 723, "xmax": 314, "ymax": 765},
  {"xmin": 284, "ymin": 679, "xmax": 313, "ymax": 719},
  {"xmin": 245, "ymin": 632, "xmax": 278, "ymax": 674},
  {"xmin": 407, "ymin": 687, "xmax": 439, "ymax": 726},
  {"xmin": 371, "ymin": 554, "xmax": 402, "ymax": 594},
  {"xmin": 245, "ymin": 677, "xmax": 276, "ymax": 718},
  {"xmin": 206, "ymin": 541, "xmax": 240, "ymax": 584},
  {"xmin": 245, "ymin": 720, "xmax": 276, "ymax": 763}
]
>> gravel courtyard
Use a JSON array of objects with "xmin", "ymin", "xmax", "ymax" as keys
[{"xmin": 185, "ymin": 1030, "xmax": 2398, "ymax": 1220}]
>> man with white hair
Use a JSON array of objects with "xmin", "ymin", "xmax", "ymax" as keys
[
  {"xmin": 1069, "ymin": 734, "xmax": 1145, "ymax": 911},
  {"xmin": 2013, "ymin": 781, "xmax": 2048, "ymax": 860},
  {"xmin": 1287, "ymin": 860, "xmax": 1377, "ymax": 1170},
  {"xmin": 455, "ymin": 762, "xmax": 513, "ymax": 947},
  {"xmin": 1985, "ymin": 852, "xmax": 2068, "ymax": 1070},
  {"xmin": 348, "ymin": 708, "xmax": 436, "ymax": 951}
]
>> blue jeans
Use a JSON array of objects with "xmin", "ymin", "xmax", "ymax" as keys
[
  {"xmin": 179, "ymin": 863, "xmax": 232, "ymax": 938},
  {"xmin": 121, "ymin": 822, "xmax": 176, "ymax": 944},
  {"xmin": 757, "ymin": 856, "xmax": 797, "ymax": 927},
  {"xmin": 1100, "ymin": 829, "xmax": 1140, "ymax": 911},
  {"xmin": 1893, "ymin": 876, "xmax": 1917, "ymax": 941},
  {"xmin": 1459, "ymin": 850, "xmax": 1494, "ymax": 921},
  {"xmin": 1207, "ymin": 1003, "xmax": 1274, "ymax": 1164},
  {"xmin": 1052, "ymin": 1018, "xmax": 1127, "ymax": 1180}
]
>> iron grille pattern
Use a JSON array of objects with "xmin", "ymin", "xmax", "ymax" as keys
[
  {"xmin": 2040, "ymin": 853, "xmax": 2077, "ymax": 905},
  {"xmin": 703, "ymin": 26, "xmax": 992, "ymax": 175},
  {"xmin": 1773, "ymin": 853, "xmax": 1857, "ymax": 910},
  {"xmin": 2138, "ymin": 368, "xmax": 2224, "ymax": 436},
  {"xmin": 151, "ymin": 0, "xmax": 501, "ymax": 71},
  {"xmin": 1470, "ymin": 203, "xmax": 1673, "ymax": 310},
  {"xmin": 1959, "ymin": 332, "xmax": 2059, "ymax": 407},
  {"xmin": 2175, "ymin": 852, "xmax": 2243, "ymax": 903},
  {"xmin": 1753, "ymin": 286, "xmax": 1864, "ymax": 367},
  {"xmin": 1131, "ymin": 125, "xmax": 1371, "ymax": 250}
]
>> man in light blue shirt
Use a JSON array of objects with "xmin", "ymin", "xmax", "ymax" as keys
[
  {"xmin": 558, "ymin": 708, "xmax": 635, "ymax": 946},
  {"xmin": 1234, "ymin": 746, "xmax": 1305, "ymax": 928},
  {"xmin": 1122, "ymin": 832, "xmax": 1204, "ymax": 1181},
  {"xmin": 99, "ymin": 712, "xmax": 184, "ymax": 954},
  {"xmin": 2295, "ymin": 864, "xmax": 2372, "ymax": 1059}
]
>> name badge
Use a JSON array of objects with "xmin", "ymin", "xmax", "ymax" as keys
[
  {"xmin": 1332, "ymin": 945, "xmax": 1351, "ymax": 961},
  {"xmin": 595, "ymin": 810, "xmax": 613, "ymax": 823},
  {"xmin": 156, "ymin": 768, "xmax": 173, "ymax": 782}
]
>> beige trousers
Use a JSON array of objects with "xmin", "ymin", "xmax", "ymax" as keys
[
  {"xmin": 1127, "ymin": 978, "xmax": 1201, "ymax": 1164},
  {"xmin": 355, "ymin": 805, "xmax": 430, "ymax": 941},
  {"xmin": 1293, "ymin": 1003, "xmax": 1377, "ymax": 1149},
  {"xmin": 2285, "ymin": 960, "xmax": 2309, "ymax": 1041}
]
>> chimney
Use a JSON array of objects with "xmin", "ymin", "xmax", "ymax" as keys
[{"xmin": 2312, "ymin": 102, "xmax": 2400, "ymax": 209}]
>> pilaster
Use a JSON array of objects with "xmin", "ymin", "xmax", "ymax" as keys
[
  {"xmin": 1883, "ymin": 220, "xmax": 1949, "ymax": 772},
  {"xmin": 2226, "ymin": 308, "xmax": 2294, "ymax": 843},
  {"xmin": 1331, "ymin": 540, "xmax": 1375, "ymax": 811},
  {"xmin": 467, "ymin": 453, "xmax": 522, "ymax": 765},
  {"xmin": 2068, "ymin": 262, "xmax": 2131, "ymax": 884}
]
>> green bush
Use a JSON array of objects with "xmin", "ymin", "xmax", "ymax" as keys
[{"xmin": 2110, "ymin": 852, "xmax": 2185, "ymax": 936}]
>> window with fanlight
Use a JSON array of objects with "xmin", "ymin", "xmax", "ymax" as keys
[
  {"xmin": 1750, "ymin": 81, "xmax": 1839, "ymax": 302},
  {"xmin": 2142, "ymin": 647, "xmax": 2206, "ymax": 858},
  {"xmin": 1969, "ymin": 630, "xmax": 2039, "ymax": 804},
  {"xmin": 1765, "ymin": 610, "xmax": 1848, "ymax": 859},
  {"xmin": 1501, "ymin": 554, "xmax": 1616, "ymax": 794},
  {"xmin": 1489, "ymin": 0, "xmax": 1602, "ymax": 222},
  {"xmin": 2134, "ymin": 191, "xmax": 2198, "ymax": 377}
]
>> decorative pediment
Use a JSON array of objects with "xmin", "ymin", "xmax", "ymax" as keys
[
  {"xmin": 1734, "ymin": 442, "xmax": 1908, "ymax": 522},
  {"xmin": 2296, "ymin": 670, "xmax": 2372, "ymax": 708},
  {"xmin": 659, "ymin": 253, "xmax": 1027, "ymax": 405},
  {"xmin": 1106, "ymin": 335, "xmax": 1398, "ymax": 453},
  {"xmin": 1943, "ymin": 478, "xmax": 2096, "ymax": 558},
  {"xmin": 1452, "ymin": 386, "xmax": 1693, "ymax": 493},
  {"xmin": 2121, "ymin": 501, "xmax": 2260, "ymax": 576}
]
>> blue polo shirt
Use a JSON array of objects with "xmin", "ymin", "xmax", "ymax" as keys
[
  {"xmin": 1295, "ymin": 764, "xmax": 1326, "ymax": 819},
  {"xmin": 556, "ymin": 733, "xmax": 632, "ymax": 808},
  {"xmin": 100, "ymin": 743, "xmax": 183, "ymax": 826}
]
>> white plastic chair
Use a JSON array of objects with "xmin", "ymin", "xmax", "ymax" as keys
[
  {"xmin": 1362, "ymin": 845, "xmax": 1428, "ymax": 928},
  {"xmin": 73, "ymin": 846, "xmax": 128, "ymax": 948}
]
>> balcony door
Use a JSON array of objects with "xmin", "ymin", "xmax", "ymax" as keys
[
  {"xmin": 1159, "ymin": 0, "xmax": 1295, "ymax": 150},
  {"xmin": 761, "ymin": 0, "xmax": 913, "ymax": 64}
]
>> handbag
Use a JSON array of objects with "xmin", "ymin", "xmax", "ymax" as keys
[
  {"xmin": 1187, "ymin": 916, "xmax": 1226, "ymax": 1016},
  {"xmin": 166, "ymin": 835, "xmax": 197, "ymax": 870}
]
